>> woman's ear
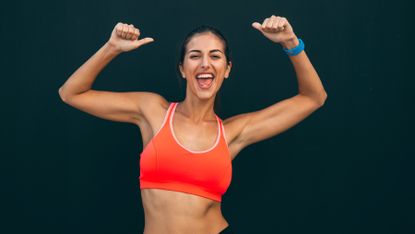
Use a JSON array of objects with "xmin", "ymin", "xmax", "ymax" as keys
[
  {"xmin": 224, "ymin": 61, "xmax": 232, "ymax": 79},
  {"xmin": 179, "ymin": 64, "xmax": 186, "ymax": 78}
]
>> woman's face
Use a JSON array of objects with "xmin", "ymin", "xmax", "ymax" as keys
[{"xmin": 179, "ymin": 32, "xmax": 232, "ymax": 101}]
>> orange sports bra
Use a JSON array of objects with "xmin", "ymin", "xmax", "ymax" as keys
[{"xmin": 139, "ymin": 102, "xmax": 232, "ymax": 202}]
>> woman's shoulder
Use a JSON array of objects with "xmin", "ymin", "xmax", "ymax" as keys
[
  {"xmin": 132, "ymin": 92, "xmax": 171, "ymax": 146},
  {"xmin": 134, "ymin": 92, "xmax": 170, "ymax": 120}
]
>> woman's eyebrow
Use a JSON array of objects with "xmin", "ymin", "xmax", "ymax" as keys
[{"xmin": 188, "ymin": 49, "xmax": 223, "ymax": 54}]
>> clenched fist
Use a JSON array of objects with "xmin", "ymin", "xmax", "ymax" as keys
[
  {"xmin": 107, "ymin": 22, "xmax": 154, "ymax": 53},
  {"xmin": 252, "ymin": 15, "xmax": 298, "ymax": 48}
]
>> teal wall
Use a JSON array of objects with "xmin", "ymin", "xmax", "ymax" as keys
[{"xmin": 5, "ymin": 0, "xmax": 413, "ymax": 233}]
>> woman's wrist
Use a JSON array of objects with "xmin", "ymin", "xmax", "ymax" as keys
[
  {"xmin": 104, "ymin": 41, "xmax": 123, "ymax": 55},
  {"xmin": 282, "ymin": 38, "xmax": 304, "ymax": 56},
  {"xmin": 280, "ymin": 36, "xmax": 299, "ymax": 49}
]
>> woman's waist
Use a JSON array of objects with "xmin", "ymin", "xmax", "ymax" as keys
[{"xmin": 141, "ymin": 188, "xmax": 224, "ymax": 220}]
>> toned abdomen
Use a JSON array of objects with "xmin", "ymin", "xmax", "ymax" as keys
[{"xmin": 141, "ymin": 188, "xmax": 229, "ymax": 234}]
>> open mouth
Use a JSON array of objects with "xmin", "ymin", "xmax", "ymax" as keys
[{"xmin": 196, "ymin": 73, "xmax": 215, "ymax": 89}]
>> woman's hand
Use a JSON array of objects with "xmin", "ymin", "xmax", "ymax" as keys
[
  {"xmin": 252, "ymin": 15, "xmax": 298, "ymax": 49},
  {"xmin": 107, "ymin": 22, "xmax": 154, "ymax": 53}
]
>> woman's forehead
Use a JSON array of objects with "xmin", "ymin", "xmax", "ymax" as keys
[{"xmin": 186, "ymin": 33, "xmax": 225, "ymax": 52}]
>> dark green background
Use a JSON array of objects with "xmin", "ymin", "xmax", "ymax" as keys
[{"xmin": 5, "ymin": 0, "xmax": 413, "ymax": 233}]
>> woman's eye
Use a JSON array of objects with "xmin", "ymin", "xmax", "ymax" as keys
[{"xmin": 189, "ymin": 55, "xmax": 220, "ymax": 59}]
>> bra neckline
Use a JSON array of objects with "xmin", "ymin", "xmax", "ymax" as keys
[{"xmin": 169, "ymin": 102, "xmax": 221, "ymax": 154}]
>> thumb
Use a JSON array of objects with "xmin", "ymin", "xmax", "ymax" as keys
[
  {"xmin": 252, "ymin": 22, "xmax": 263, "ymax": 32},
  {"xmin": 133, "ymin": 37, "xmax": 154, "ymax": 48}
]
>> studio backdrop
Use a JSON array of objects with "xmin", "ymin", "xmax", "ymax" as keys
[{"xmin": 5, "ymin": 0, "xmax": 413, "ymax": 233}]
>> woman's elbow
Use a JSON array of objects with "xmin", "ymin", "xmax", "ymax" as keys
[
  {"xmin": 58, "ymin": 87, "xmax": 70, "ymax": 103},
  {"xmin": 318, "ymin": 92, "xmax": 328, "ymax": 106}
]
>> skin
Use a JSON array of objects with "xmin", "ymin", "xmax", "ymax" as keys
[{"xmin": 59, "ymin": 15, "xmax": 327, "ymax": 234}]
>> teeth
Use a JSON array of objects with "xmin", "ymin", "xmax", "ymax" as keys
[{"xmin": 196, "ymin": 74, "xmax": 214, "ymax": 79}]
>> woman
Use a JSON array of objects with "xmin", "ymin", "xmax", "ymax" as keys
[{"xmin": 59, "ymin": 15, "xmax": 327, "ymax": 234}]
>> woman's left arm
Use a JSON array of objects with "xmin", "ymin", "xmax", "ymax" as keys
[{"xmin": 225, "ymin": 15, "xmax": 327, "ymax": 153}]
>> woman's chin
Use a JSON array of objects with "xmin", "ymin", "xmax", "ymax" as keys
[{"xmin": 196, "ymin": 91, "xmax": 215, "ymax": 100}]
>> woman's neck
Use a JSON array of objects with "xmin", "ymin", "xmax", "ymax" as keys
[{"xmin": 177, "ymin": 97, "xmax": 216, "ymax": 124}]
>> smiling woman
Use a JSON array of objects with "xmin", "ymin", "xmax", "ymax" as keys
[
  {"xmin": 178, "ymin": 31, "xmax": 231, "ymax": 103},
  {"xmin": 59, "ymin": 15, "xmax": 326, "ymax": 234},
  {"xmin": 176, "ymin": 25, "xmax": 233, "ymax": 114}
]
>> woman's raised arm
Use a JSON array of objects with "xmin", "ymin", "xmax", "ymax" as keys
[
  {"xmin": 58, "ymin": 22, "xmax": 164, "ymax": 125},
  {"xmin": 224, "ymin": 15, "xmax": 327, "ymax": 158}
]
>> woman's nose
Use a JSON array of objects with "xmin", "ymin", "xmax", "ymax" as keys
[{"xmin": 201, "ymin": 57, "xmax": 210, "ymax": 68}]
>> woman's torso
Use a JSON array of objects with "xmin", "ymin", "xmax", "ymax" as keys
[{"xmin": 137, "ymin": 101, "xmax": 233, "ymax": 234}]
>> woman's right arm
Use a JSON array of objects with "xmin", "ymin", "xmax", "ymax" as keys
[{"xmin": 58, "ymin": 22, "xmax": 164, "ymax": 125}]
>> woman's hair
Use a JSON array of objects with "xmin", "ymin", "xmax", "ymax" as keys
[{"xmin": 176, "ymin": 25, "xmax": 232, "ymax": 114}]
